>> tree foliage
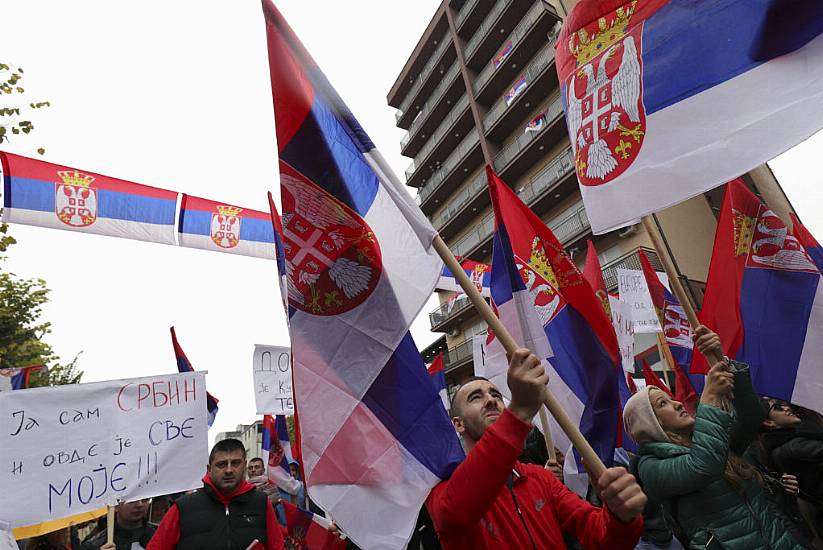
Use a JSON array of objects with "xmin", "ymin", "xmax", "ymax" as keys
[{"xmin": 0, "ymin": 61, "xmax": 49, "ymax": 153}]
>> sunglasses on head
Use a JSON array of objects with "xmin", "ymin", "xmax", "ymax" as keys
[{"xmin": 768, "ymin": 402, "xmax": 793, "ymax": 414}]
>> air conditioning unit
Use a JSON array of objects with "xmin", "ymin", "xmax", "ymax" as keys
[{"xmin": 617, "ymin": 224, "xmax": 639, "ymax": 238}]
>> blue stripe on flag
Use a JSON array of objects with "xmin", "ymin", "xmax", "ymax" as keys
[{"xmin": 490, "ymin": 225, "xmax": 527, "ymax": 303}]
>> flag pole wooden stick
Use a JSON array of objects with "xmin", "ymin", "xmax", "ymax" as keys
[
  {"xmin": 106, "ymin": 505, "xmax": 115, "ymax": 545},
  {"xmin": 538, "ymin": 407, "xmax": 557, "ymax": 462},
  {"xmin": 432, "ymin": 235, "xmax": 605, "ymax": 477}
]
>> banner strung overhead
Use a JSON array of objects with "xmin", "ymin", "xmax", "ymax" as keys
[
  {"xmin": 0, "ymin": 372, "xmax": 208, "ymax": 529},
  {"xmin": 252, "ymin": 344, "xmax": 293, "ymax": 415}
]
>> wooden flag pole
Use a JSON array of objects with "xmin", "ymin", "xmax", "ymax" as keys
[
  {"xmin": 654, "ymin": 333, "xmax": 674, "ymax": 389},
  {"xmin": 106, "ymin": 505, "xmax": 115, "ymax": 545},
  {"xmin": 432, "ymin": 236, "xmax": 606, "ymax": 477},
  {"xmin": 640, "ymin": 217, "xmax": 723, "ymax": 365},
  {"xmin": 538, "ymin": 407, "xmax": 558, "ymax": 462}
]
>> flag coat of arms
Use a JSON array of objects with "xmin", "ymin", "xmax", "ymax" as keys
[
  {"xmin": 487, "ymin": 166, "xmax": 620, "ymax": 477},
  {"xmin": 178, "ymin": 194, "xmax": 276, "ymax": 259},
  {"xmin": 263, "ymin": 3, "xmax": 463, "ymax": 547},
  {"xmin": 557, "ymin": 0, "xmax": 823, "ymax": 234},
  {"xmin": 1, "ymin": 152, "xmax": 177, "ymax": 244},
  {"xmin": 696, "ymin": 179, "xmax": 823, "ymax": 411},
  {"xmin": 436, "ymin": 258, "xmax": 491, "ymax": 297},
  {"xmin": 262, "ymin": 414, "xmax": 302, "ymax": 496}
]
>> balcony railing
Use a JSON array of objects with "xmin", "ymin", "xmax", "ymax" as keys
[
  {"xmin": 456, "ymin": 0, "xmax": 481, "ymax": 29},
  {"xmin": 407, "ymin": 95, "xmax": 470, "ymax": 177},
  {"xmin": 550, "ymin": 202, "xmax": 589, "ymax": 244},
  {"xmin": 472, "ymin": 0, "xmax": 545, "ymax": 91},
  {"xmin": 401, "ymin": 62, "xmax": 462, "ymax": 151},
  {"xmin": 429, "ymin": 294, "xmax": 474, "ymax": 329},
  {"xmin": 445, "ymin": 338, "xmax": 474, "ymax": 372},
  {"xmin": 397, "ymin": 36, "xmax": 453, "ymax": 120},
  {"xmin": 464, "ymin": 0, "xmax": 507, "ymax": 60},
  {"xmin": 484, "ymin": 42, "xmax": 555, "ymax": 131},
  {"xmin": 431, "ymin": 171, "xmax": 486, "ymax": 231},
  {"xmin": 452, "ymin": 212, "xmax": 494, "ymax": 258},
  {"xmin": 418, "ymin": 128, "xmax": 480, "ymax": 199},
  {"xmin": 492, "ymin": 92, "xmax": 564, "ymax": 173}
]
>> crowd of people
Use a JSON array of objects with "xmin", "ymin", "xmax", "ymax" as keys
[{"xmin": 11, "ymin": 327, "xmax": 823, "ymax": 550}]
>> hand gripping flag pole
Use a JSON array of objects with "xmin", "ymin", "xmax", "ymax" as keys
[{"xmin": 431, "ymin": 235, "xmax": 607, "ymax": 477}]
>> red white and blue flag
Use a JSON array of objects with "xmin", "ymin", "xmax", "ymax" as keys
[
  {"xmin": 638, "ymin": 250, "xmax": 703, "ymax": 394},
  {"xmin": 696, "ymin": 179, "xmax": 823, "ymax": 412},
  {"xmin": 178, "ymin": 194, "xmax": 276, "ymax": 259},
  {"xmin": 268, "ymin": 192, "xmax": 290, "ymax": 314},
  {"xmin": 169, "ymin": 327, "xmax": 219, "ymax": 426},
  {"xmin": 503, "ymin": 75, "xmax": 528, "ymax": 106},
  {"xmin": 9, "ymin": 365, "xmax": 44, "ymax": 390},
  {"xmin": 492, "ymin": 40, "xmax": 514, "ymax": 69},
  {"xmin": 262, "ymin": 414, "xmax": 302, "ymax": 496},
  {"xmin": 1, "ymin": 152, "xmax": 177, "ymax": 244},
  {"xmin": 281, "ymin": 500, "xmax": 347, "ymax": 550},
  {"xmin": 791, "ymin": 213, "xmax": 823, "ymax": 273},
  {"xmin": 263, "ymin": 3, "xmax": 463, "ymax": 547},
  {"xmin": 436, "ymin": 258, "xmax": 491, "ymax": 297},
  {"xmin": 426, "ymin": 352, "xmax": 449, "ymax": 412},
  {"xmin": 487, "ymin": 166, "xmax": 620, "ymax": 487},
  {"xmin": 557, "ymin": 0, "xmax": 823, "ymax": 233}
]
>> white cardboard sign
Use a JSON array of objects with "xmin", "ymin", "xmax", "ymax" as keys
[
  {"xmin": 608, "ymin": 296, "xmax": 635, "ymax": 374},
  {"xmin": 616, "ymin": 268, "xmax": 669, "ymax": 333},
  {"xmin": 253, "ymin": 345, "xmax": 293, "ymax": 415},
  {"xmin": 0, "ymin": 372, "xmax": 207, "ymax": 528}
]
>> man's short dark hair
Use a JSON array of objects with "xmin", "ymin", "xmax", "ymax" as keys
[
  {"xmin": 450, "ymin": 376, "xmax": 490, "ymax": 417},
  {"xmin": 248, "ymin": 457, "xmax": 264, "ymax": 465},
  {"xmin": 209, "ymin": 438, "xmax": 246, "ymax": 463}
]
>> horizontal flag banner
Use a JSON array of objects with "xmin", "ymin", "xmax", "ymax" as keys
[
  {"xmin": 178, "ymin": 194, "xmax": 276, "ymax": 259},
  {"xmin": 1, "ymin": 152, "xmax": 178, "ymax": 244}
]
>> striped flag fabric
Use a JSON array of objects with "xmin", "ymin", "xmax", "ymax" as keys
[
  {"xmin": 791, "ymin": 213, "xmax": 823, "ymax": 272},
  {"xmin": 281, "ymin": 500, "xmax": 347, "ymax": 550},
  {"xmin": 426, "ymin": 352, "xmax": 449, "ymax": 412},
  {"xmin": 10, "ymin": 365, "xmax": 44, "ymax": 390},
  {"xmin": 262, "ymin": 3, "xmax": 464, "ymax": 547},
  {"xmin": 262, "ymin": 414, "xmax": 302, "ymax": 496},
  {"xmin": 169, "ymin": 327, "xmax": 219, "ymax": 426}
]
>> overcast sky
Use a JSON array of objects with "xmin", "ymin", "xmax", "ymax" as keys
[{"xmin": 1, "ymin": 1, "xmax": 821, "ymax": 442}]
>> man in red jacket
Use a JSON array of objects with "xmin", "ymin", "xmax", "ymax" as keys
[
  {"xmin": 148, "ymin": 438, "xmax": 284, "ymax": 550},
  {"xmin": 427, "ymin": 348, "xmax": 646, "ymax": 549}
]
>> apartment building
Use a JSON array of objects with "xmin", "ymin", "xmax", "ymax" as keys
[{"xmin": 387, "ymin": 0, "xmax": 796, "ymax": 398}]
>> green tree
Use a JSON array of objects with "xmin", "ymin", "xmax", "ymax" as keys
[{"xmin": 0, "ymin": 61, "xmax": 50, "ymax": 153}]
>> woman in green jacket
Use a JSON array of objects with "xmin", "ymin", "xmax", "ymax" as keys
[{"xmin": 624, "ymin": 326, "xmax": 809, "ymax": 550}]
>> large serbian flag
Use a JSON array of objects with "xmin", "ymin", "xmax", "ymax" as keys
[
  {"xmin": 696, "ymin": 179, "xmax": 823, "ymax": 412},
  {"xmin": 178, "ymin": 194, "xmax": 276, "ymax": 259},
  {"xmin": 556, "ymin": 0, "xmax": 823, "ymax": 234},
  {"xmin": 487, "ymin": 166, "xmax": 619, "ymax": 483},
  {"xmin": 262, "ymin": 3, "xmax": 463, "ymax": 548},
  {"xmin": 436, "ymin": 258, "xmax": 491, "ymax": 297},
  {"xmin": 1, "ymin": 152, "xmax": 177, "ymax": 243}
]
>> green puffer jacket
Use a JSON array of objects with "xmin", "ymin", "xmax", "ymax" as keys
[{"xmin": 637, "ymin": 366, "xmax": 807, "ymax": 550}]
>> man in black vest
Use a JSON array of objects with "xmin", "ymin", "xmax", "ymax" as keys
[{"xmin": 148, "ymin": 438, "xmax": 284, "ymax": 550}]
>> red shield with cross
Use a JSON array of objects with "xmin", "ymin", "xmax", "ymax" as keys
[
  {"xmin": 210, "ymin": 205, "xmax": 242, "ymax": 249},
  {"xmin": 55, "ymin": 182, "xmax": 97, "ymax": 227},
  {"xmin": 280, "ymin": 164, "xmax": 382, "ymax": 316}
]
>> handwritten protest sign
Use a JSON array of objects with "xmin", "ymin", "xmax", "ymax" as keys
[
  {"xmin": 0, "ymin": 372, "xmax": 207, "ymax": 528},
  {"xmin": 616, "ymin": 268, "xmax": 669, "ymax": 333},
  {"xmin": 608, "ymin": 296, "xmax": 635, "ymax": 374},
  {"xmin": 253, "ymin": 345, "xmax": 293, "ymax": 415}
]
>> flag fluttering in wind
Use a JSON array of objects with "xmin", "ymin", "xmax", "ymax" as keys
[
  {"xmin": 487, "ymin": 166, "xmax": 619, "ymax": 486},
  {"xmin": 582, "ymin": 239, "xmax": 610, "ymax": 314},
  {"xmin": 436, "ymin": 258, "xmax": 491, "ymax": 297},
  {"xmin": 281, "ymin": 500, "xmax": 347, "ymax": 550},
  {"xmin": 10, "ymin": 365, "xmax": 44, "ymax": 390},
  {"xmin": 169, "ymin": 327, "xmax": 219, "ymax": 426},
  {"xmin": 695, "ymin": 179, "xmax": 823, "ymax": 412},
  {"xmin": 791, "ymin": 213, "xmax": 823, "ymax": 272},
  {"xmin": 642, "ymin": 359, "xmax": 672, "ymax": 398},
  {"xmin": 1, "ymin": 151, "xmax": 177, "ymax": 244},
  {"xmin": 556, "ymin": 0, "xmax": 823, "ymax": 233},
  {"xmin": 262, "ymin": 3, "xmax": 463, "ymax": 547},
  {"xmin": 426, "ymin": 352, "xmax": 449, "ymax": 412},
  {"xmin": 262, "ymin": 414, "xmax": 302, "ymax": 496}
]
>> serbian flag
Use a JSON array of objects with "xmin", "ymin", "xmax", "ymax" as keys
[
  {"xmin": 791, "ymin": 213, "xmax": 823, "ymax": 272},
  {"xmin": 169, "ymin": 327, "xmax": 219, "ymax": 426},
  {"xmin": 10, "ymin": 365, "xmax": 44, "ymax": 390},
  {"xmin": 582, "ymin": 239, "xmax": 610, "ymax": 314},
  {"xmin": 426, "ymin": 353, "xmax": 449, "ymax": 412},
  {"xmin": 281, "ymin": 500, "xmax": 347, "ymax": 550},
  {"xmin": 556, "ymin": 0, "xmax": 823, "ymax": 234},
  {"xmin": 178, "ymin": 194, "xmax": 275, "ymax": 259},
  {"xmin": 487, "ymin": 166, "xmax": 620, "ymax": 481},
  {"xmin": 263, "ymin": 3, "xmax": 463, "ymax": 547},
  {"xmin": 268, "ymin": 192, "xmax": 290, "ymax": 314},
  {"xmin": 436, "ymin": 258, "xmax": 491, "ymax": 297},
  {"xmin": 1, "ymin": 152, "xmax": 177, "ymax": 244},
  {"xmin": 642, "ymin": 359, "xmax": 672, "ymax": 398},
  {"xmin": 262, "ymin": 414, "xmax": 302, "ymax": 496},
  {"xmin": 638, "ymin": 250, "xmax": 703, "ymax": 393},
  {"xmin": 696, "ymin": 179, "xmax": 823, "ymax": 412}
]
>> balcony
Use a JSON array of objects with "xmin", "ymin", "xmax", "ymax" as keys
[
  {"xmin": 395, "ymin": 35, "xmax": 456, "ymax": 130},
  {"xmin": 549, "ymin": 201, "xmax": 589, "ymax": 244},
  {"xmin": 400, "ymin": 63, "xmax": 463, "ymax": 159},
  {"xmin": 483, "ymin": 42, "xmax": 558, "ymax": 141},
  {"xmin": 405, "ymin": 95, "xmax": 473, "ymax": 183},
  {"xmin": 417, "ymin": 129, "xmax": 483, "ymax": 212},
  {"xmin": 430, "ymin": 294, "xmax": 483, "ymax": 332},
  {"xmin": 474, "ymin": 12, "xmax": 560, "ymax": 106},
  {"xmin": 431, "ymin": 171, "xmax": 487, "ymax": 240},
  {"xmin": 444, "ymin": 338, "xmax": 475, "ymax": 373},
  {"xmin": 456, "ymin": 0, "xmax": 495, "ymax": 36}
]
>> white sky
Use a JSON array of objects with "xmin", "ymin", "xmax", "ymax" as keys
[{"xmin": 1, "ymin": 0, "xmax": 821, "ymax": 443}]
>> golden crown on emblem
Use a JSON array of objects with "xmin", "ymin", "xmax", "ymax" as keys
[
  {"xmin": 57, "ymin": 170, "xmax": 95, "ymax": 188},
  {"xmin": 732, "ymin": 210, "xmax": 755, "ymax": 256},
  {"xmin": 527, "ymin": 237, "xmax": 560, "ymax": 288},
  {"xmin": 216, "ymin": 205, "xmax": 243, "ymax": 217},
  {"xmin": 568, "ymin": 0, "xmax": 637, "ymax": 66}
]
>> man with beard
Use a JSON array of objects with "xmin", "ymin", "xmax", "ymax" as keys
[
  {"xmin": 427, "ymin": 348, "xmax": 646, "ymax": 549},
  {"xmin": 148, "ymin": 439, "xmax": 284, "ymax": 550}
]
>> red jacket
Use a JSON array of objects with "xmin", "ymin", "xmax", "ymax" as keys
[
  {"xmin": 427, "ymin": 409, "xmax": 643, "ymax": 549},
  {"xmin": 147, "ymin": 474, "xmax": 284, "ymax": 550}
]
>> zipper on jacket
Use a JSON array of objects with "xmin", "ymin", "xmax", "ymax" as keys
[
  {"xmin": 226, "ymin": 505, "xmax": 231, "ymax": 550},
  {"xmin": 509, "ymin": 485, "xmax": 537, "ymax": 550}
]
